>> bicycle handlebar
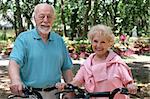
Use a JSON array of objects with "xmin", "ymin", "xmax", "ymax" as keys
[
  {"xmin": 8, "ymin": 86, "xmax": 57, "ymax": 99},
  {"xmin": 56, "ymin": 84, "xmax": 139, "ymax": 99}
]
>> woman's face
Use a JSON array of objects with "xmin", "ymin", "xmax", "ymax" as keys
[{"xmin": 91, "ymin": 33, "xmax": 111, "ymax": 58}]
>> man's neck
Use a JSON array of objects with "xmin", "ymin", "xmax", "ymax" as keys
[{"xmin": 39, "ymin": 32, "xmax": 49, "ymax": 43}]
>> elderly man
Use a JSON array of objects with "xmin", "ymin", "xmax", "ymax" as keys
[{"xmin": 8, "ymin": 3, "xmax": 73, "ymax": 99}]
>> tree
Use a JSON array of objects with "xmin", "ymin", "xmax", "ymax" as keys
[
  {"xmin": 0, "ymin": 0, "xmax": 149, "ymax": 39},
  {"xmin": 14, "ymin": 0, "xmax": 24, "ymax": 36}
]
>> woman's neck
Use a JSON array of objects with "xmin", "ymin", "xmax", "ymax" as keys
[{"xmin": 94, "ymin": 51, "xmax": 109, "ymax": 62}]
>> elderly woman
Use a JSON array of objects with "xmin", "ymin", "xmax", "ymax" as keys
[{"xmin": 56, "ymin": 24, "xmax": 137, "ymax": 99}]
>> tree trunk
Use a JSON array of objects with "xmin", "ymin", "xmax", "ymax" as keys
[
  {"xmin": 83, "ymin": 0, "xmax": 91, "ymax": 35},
  {"xmin": 15, "ymin": 0, "xmax": 24, "ymax": 36},
  {"xmin": 70, "ymin": 8, "xmax": 78, "ymax": 40},
  {"xmin": 93, "ymin": 0, "xmax": 98, "ymax": 25},
  {"xmin": 53, "ymin": 0, "xmax": 57, "ymax": 7},
  {"xmin": 61, "ymin": 0, "xmax": 67, "ymax": 37},
  {"xmin": 14, "ymin": 11, "xmax": 18, "ymax": 38}
]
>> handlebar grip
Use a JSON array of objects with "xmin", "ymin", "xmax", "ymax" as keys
[
  {"xmin": 120, "ymin": 88, "xmax": 129, "ymax": 95},
  {"xmin": 8, "ymin": 87, "xmax": 43, "ymax": 99}
]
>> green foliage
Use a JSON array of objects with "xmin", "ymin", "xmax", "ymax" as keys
[
  {"xmin": 0, "ymin": 29, "xmax": 14, "ymax": 40},
  {"xmin": 0, "ymin": 0, "xmax": 149, "ymax": 39}
]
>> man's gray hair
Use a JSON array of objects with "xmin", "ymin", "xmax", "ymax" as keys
[{"xmin": 33, "ymin": 3, "xmax": 55, "ymax": 17}]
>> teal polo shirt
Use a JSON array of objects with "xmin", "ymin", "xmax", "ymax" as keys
[{"xmin": 9, "ymin": 28, "xmax": 73, "ymax": 88}]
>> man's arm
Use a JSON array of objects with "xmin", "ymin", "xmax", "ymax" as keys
[
  {"xmin": 8, "ymin": 60, "xmax": 23, "ymax": 95},
  {"xmin": 62, "ymin": 69, "xmax": 74, "ymax": 99},
  {"xmin": 62, "ymin": 69, "xmax": 74, "ymax": 83}
]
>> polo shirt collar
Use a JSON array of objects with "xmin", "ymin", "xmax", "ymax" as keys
[{"xmin": 33, "ymin": 28, "xmax": 54, "ymax": 41}]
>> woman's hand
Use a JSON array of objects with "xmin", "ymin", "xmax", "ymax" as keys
[{"xmin": 127, "ymin": 83, "xmax": 138, "ymax": 94}]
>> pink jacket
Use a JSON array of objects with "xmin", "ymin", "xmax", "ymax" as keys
[{"xmin": 74, "ymin": 51, "xmax": 133, "ymax": 99}]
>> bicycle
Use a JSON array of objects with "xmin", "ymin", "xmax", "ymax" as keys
[
  {"xmin": 56, "ymin": 84, "xmax": 140, "ymax": 99},
  {"xmin": 7, "ymin": 86, "xmax": 57, "ymax": 99}
]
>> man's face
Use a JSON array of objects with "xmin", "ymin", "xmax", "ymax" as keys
[{"xmin": 34, "ymin": 6, "xmax": 55, "ymax": 34}]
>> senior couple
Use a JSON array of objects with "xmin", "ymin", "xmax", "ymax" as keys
[{"xmin": 8, "ymin": 3, "xmax": 137, "ymax": 99}]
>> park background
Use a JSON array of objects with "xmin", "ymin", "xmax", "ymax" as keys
[{"xmin": 0, "ymin": 0, "xmax": 150, "ymax": 99}]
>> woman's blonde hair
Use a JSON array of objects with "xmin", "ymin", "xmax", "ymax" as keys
[{"xmin": 87, "ymin": 24, "xmax": 115, "ymax": 46}]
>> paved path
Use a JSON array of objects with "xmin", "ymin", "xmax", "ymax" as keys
[{"xmin": 0, "ymin": 59, "xmax": 9, "ymax": 66}]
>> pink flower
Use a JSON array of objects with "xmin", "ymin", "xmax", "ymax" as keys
[{"xmin": 120, "ymin": 34, "xmax": 126, "ymax": 42}]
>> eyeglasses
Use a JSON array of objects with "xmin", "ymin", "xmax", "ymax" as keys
[{"xmin": 37, "ymin": 15, "xmax": 54, "ymax": 21}]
